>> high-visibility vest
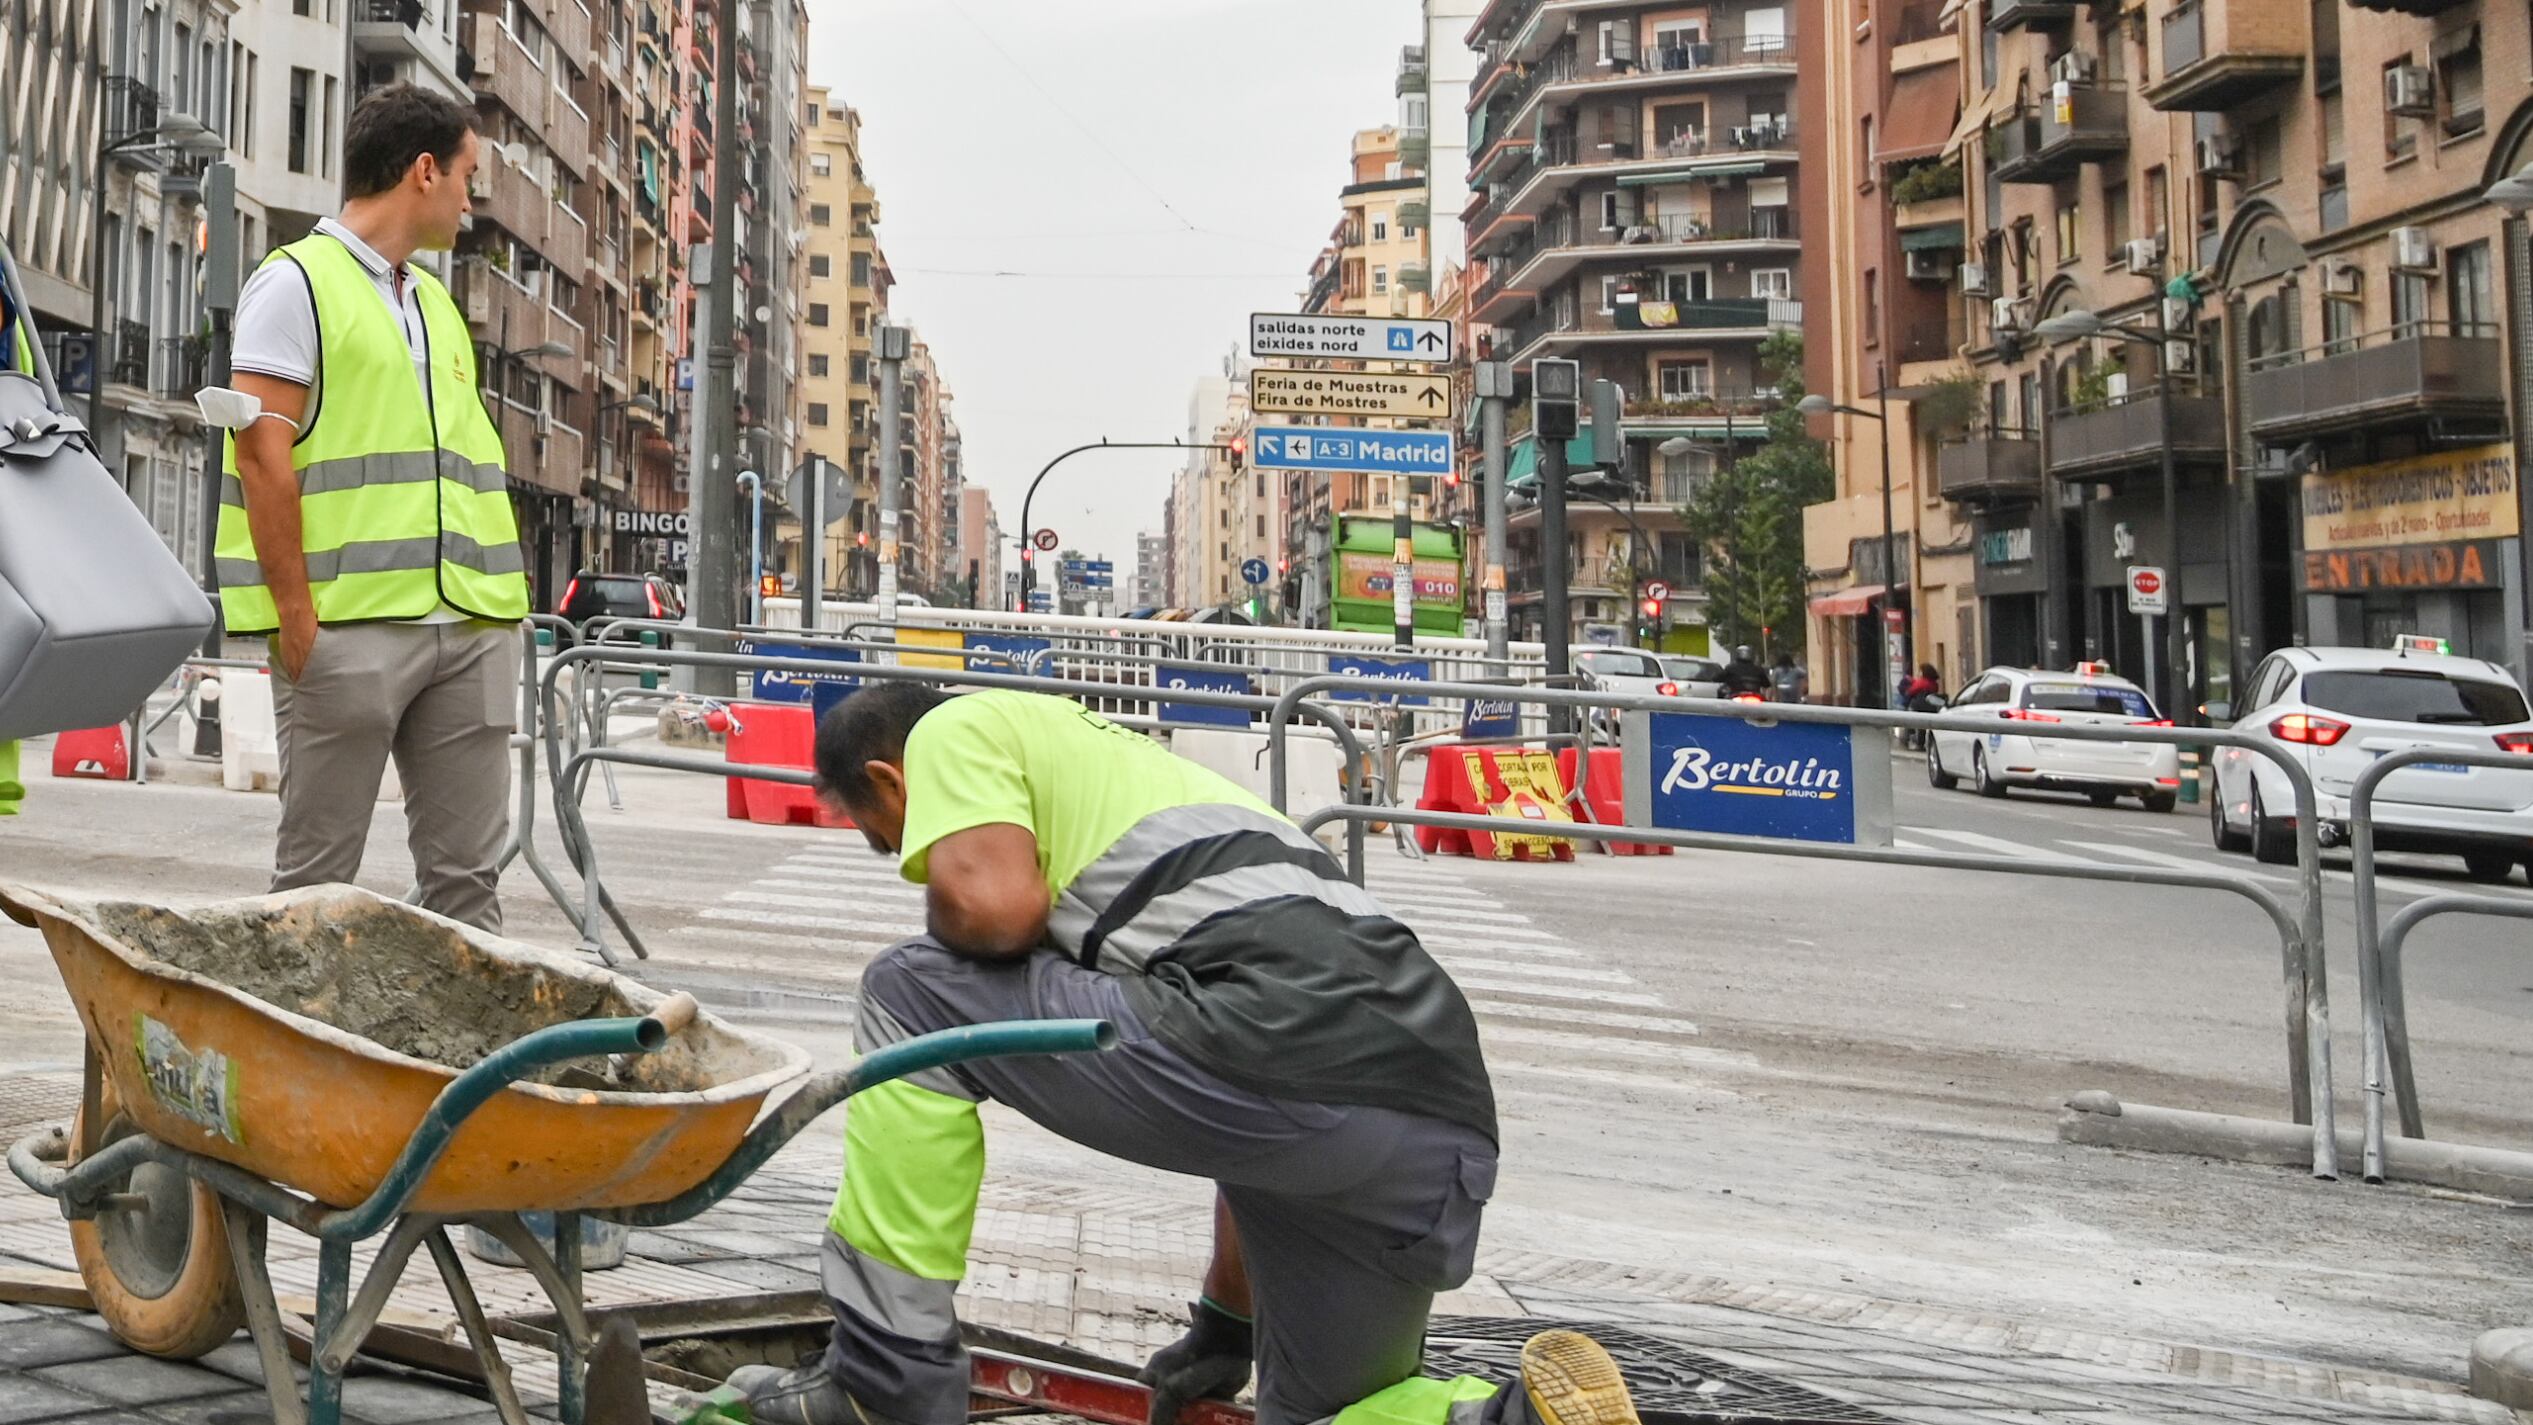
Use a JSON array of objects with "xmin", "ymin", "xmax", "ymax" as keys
[{"xmin": 214, "ymin": 234, "xmax": 529, "ymax": 633}]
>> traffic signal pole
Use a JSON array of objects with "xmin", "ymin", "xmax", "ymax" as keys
[
  {"xmin": 873, "ymin": 324, "xmax": 910, "ymax": 647},
  {"xmin": 1477, "ymin": 361, "xmax": 1513, "ymax": 672},
  {"xmin": 1392, "ymin": 476, "xmax": 1414, "ymax": 650}
]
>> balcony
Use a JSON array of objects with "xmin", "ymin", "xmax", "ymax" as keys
[
  {"xmin": 1396, "ymin": 44, "xmax": 1426, "ymax": 97},
  {"xmin": 2046, "ymin": 388, "xmax": 2227, "ymax": 480},
  {"xmin": 2345, "ymin": 0, "xmax": 2469, "ymax": 12},
  {"xmin": 2145, "ymin": 0, "xmax": 2304, "ymax": 111},
  {"xmin": 103, "ymin": 79, "xmax": 164, "ymax": 170},
  {"xmin": 1987, "ymin": 0, "xmax": 2082, "ymax": 30},
  {"xmin": 1472, "ymin": 116, "xmax": 1799, "ymax": 231},
  {"xmin": 1491, "ymin": 32, "xmax": 1800, "ymax": 154},
  {"xmin": 1937, "ymin": 431, "xmax": 2043, "ymax": 502},
  {"xmin": 1501, "ymin": 295, "xmax": 1803, "ymax": 364},
  {"xmin": 471, "ymin": 14, "xmax": 545, "ymax": 124},
  {"xmin": 2244, "ymin": 326, "xmax": 2506, "ymax": 444},
  {"xmin": 157, "ymin": 335, "xmax": 209, "ymax": 401},
  {"xmin": 1399, "ymin": 124, "xmax": 1430, "ymax": 167},
  {"xmin": 354, "ymin": 0, "xmax": 436, "ymax": 62},
  {"xmin": 108, "ymin": 318, "xmax": 152, "ymax": 390},
  {"xmin": 1399, "ymin": 262, "xmax": 1431, "ymax": 295},
  {"xmin": 1992, "ymin": 89, "xmax": 2128, "ymax": 184}
]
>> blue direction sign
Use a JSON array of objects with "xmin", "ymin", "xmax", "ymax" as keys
[
  {"xmin": 1621, "ymin": 712, "xmax": 1893, "ymax": 847},
  {"xmin": 1250, "ymin": 427, "xmax": 1455, "ymax": 476},
  {"xmin": 1240, "ymin": 558, "xmax": 1271, "ymax": 586}
]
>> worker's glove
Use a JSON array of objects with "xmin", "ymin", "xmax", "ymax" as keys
[{"xmin": 1139, "ymin": 1297, "xmax": 1254, "ymax": 1425}]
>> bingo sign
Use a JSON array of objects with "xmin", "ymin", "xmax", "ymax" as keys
[
  {"xmin": 1157, "ymin": 662, "xmax": 1253, "ymax": 729},
  {"xmin": 1621, "ymin": 711, "xmax": 1892, "ymax": 847},
  {"xmin": 1328, "ymin": 654, "xmax": 1431, "ymax": 706}
]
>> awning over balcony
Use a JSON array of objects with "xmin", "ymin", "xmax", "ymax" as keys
[
  {"xmin": 1809, "ymin": 584, "xmax": 1887, "ymax": 617},
  {"xmin": 1899, "ymin": 222, "xmax": 1966, "ymax": 251},
  {"xmin": 1618, "ymin": 161, "xmax": 1768, "ymax": 184},
  {"xmin": 1507, "ymin": 431, "xmax": 1598, "ymax": 485},
  {"xmin": 1941, "ymin": 83, "xmax": 2013, "ymax": 158},
  {"xmin": 1878, "ymin": 67, "xmax": 1961, "ymax": 163}
]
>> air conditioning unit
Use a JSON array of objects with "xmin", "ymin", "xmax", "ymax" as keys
[
  {"xmin": 2391, "ymin": 225, "xmax": 2439, "ymax": 272},
  {"xmin": 2165, "ymin": 338, "xmax": 2197, "ymax": 374},
  {"xmin": 535, "ymin": 409, "xmax": 554, "ymax": 436},
  {"xmin": 1904, "ymin": 249, "xmax": 1951, "ymax": 280},
  {"xmin": 2325, "ymin": 261, "xmax": 2363, "ymax": 295},
  {"xmin": 2049, "ymin": 51, "xmax": 2097, "ymax": 86},
  {"xmin": 2195, "ymin": 135, "xmax": 2241, "ymax": 179},
  {"xmin": 2123, "ymin": 236, "xmax": 2164, "ymax": 276},
  {"xmin": 2384, "ymin": 64, "xmax": 2433, "ymax": 118},
  {"xmin": 1991, "ymin": 296, "xmax": 2026, "ymax": 333},
  {"xmin": 1958, "ymin": 261, "xmax": 1992, "ymax": 296}
]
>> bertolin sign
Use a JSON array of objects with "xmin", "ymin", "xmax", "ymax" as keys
[{"xmin": 1622, "ymin": 711, "xmax": 1893, "ymax": 847}]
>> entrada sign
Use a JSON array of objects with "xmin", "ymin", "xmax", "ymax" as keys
[{"xmin": 2300, "ymin": 538, "xmax": 2504, "ymax": 593}]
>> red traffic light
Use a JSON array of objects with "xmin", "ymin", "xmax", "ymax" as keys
[
  {"xmin": 1640, "ymin": 598, "xmax": 1662, "ymax": 619},
  {"xmin": 1227, "ymin": 436, "xmax": 1249, "ymax": 469}
]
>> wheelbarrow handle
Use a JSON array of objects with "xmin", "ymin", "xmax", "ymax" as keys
[{"xmin": 607, "ymin": 1017, "xmax": 1120, "ymax": 1229}]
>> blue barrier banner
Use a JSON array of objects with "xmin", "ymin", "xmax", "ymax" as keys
[
  {"xmin": 963, "ymin": 633, "xmax": 1050, "ymax": 675},
  {"xmin": 1327, "ymin": 654, "xmax": 1432, "ymax": 706},
  {"xmin": 741, "ymin": 641, "xmax": 862, "ymax": 705},
  {"xmin": 1461, "ymin": 695, "xmax": 1520, "ymax": 740},
  {"xmin": 1623, "ymin": 712, "xmax": 1891, "ymax": 846},
  {"xmin": 1157, "ymin": 662, "xmax": 1253, "ymax": 728}
]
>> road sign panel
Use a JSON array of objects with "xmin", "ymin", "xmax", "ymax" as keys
[
  {"xmin": 1643, "ymin": 580, "xmax": 1671, "ymax": 604},
  {"xmin": 2126, "ymin": 565, "xmax": 2168, "ymax": 615},
  {"xmin": 1250, "ymin": 426, "xmax": 1455, "ymax": 476},
  {"xmin": 1033, "ymin": 529, "xmax": 1060, "ymax": 552},
  {"xmin": 1249, "ymin": 313, "xmax": 1454, "ymax": 365},
  {"xmin": 1251, "ymin": 368, "xmax": 1454, "ymax": 420},
  {"xmin": 1240, "ymin": 558, "xmax": 1270, "ymax": 586}
]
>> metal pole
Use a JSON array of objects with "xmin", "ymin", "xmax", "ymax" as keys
[
  {"xmin": 1541, "ymin": 433, "xmax": 1572, "ymax": 729},
  {"xmin": 873, "ymin": 323, "xmax": 909, "ymax": 642},
  {"xmin": 803, "ymin": 454, "xmax": 825, "ymax": 633},
  {"xmin": 2156, "ymin": 312, "xmax": 2189, "ymax": 724},
  {"xmin": 199, "ymin": 161, "xmax": 238, "ymax": 662},
  {"xmin": 1478, "ymin": 360, "xmax": 1511, "ymax": 671},
  {"xmin": 739, "ymin": 471, "xmax": 762, "ymax": 624},
  {"xmin": 2502, "ymin": 215, "xmax": 2532, "ymax": 688},
  {"xmin": 1391, "ymin": 474, "xmax": 1414, "ymax": 649},
  {"xmin": 1876, "ymin": 361, "xmax": 1901, "ymax": 709},
  {"xmin": 690, "ymin": 0, "xmax": 742, "ymax": 698}
]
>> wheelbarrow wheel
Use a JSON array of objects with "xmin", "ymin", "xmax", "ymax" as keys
[{"xmin": 68, "ymin": 1079, "xmax": 245, "ymax": 1359}]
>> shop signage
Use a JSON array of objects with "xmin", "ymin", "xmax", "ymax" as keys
[
  {"xmin": 614, "ymin": 510, "xmax": 691, "ymax": 536},
  {"xmin": 2300, "ymin": 538, "xmax": 2506, "ymax": 593},
  {"xmin": 1622, "ymin": 712, "xmax": 1894, "ymax": 847},
  {"xmin": 1978, "ymin": 528, "xmax": 2034, "ymax": 566},
  {"xmin": 2301, "ymin": 445, "xmax": 2519, "ymax": 553}
]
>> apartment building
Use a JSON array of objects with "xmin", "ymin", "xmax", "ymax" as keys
[
  {"xmin": 1914, "ymin": 0, "xmax": 2532, "ymax": 713},
  {"xmin": 1406, "ymin": 2, "xmax": 1487, "ymax": 273},
  {"xmin": 1797, "ymin": 0, "xmax": 1979, "ymax": 703},
  {"xmin": 1462, "ymin": 0, "xmax": 1800, "ymax": 649},
  {"xmin": 616, "ymin": 0, "xmax": 685, "ymax": 572},
  {"xmin": 956, "ymin": 485, "xmax": 1002, "ymax": 609},
  {"xmin": 793, "ymin": 91, "xmax": 892, "ymax": 596},
  {"xmin": 738, "ymin": 0, "xmax": 808, "ymax": 529},
  {"xmin": 1133, "ymin": 530, "xmax": 1170, "ymax": 609}
]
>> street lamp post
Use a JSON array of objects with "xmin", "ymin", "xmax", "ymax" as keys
[
  {"xmin": 2484, "ymin": 164, "xmax": 2533, "ymax": 688},
  {"xmin": 1800, "ymin": 374, "xmax": 1904, "ymax": 707},
  {"xmin": 1014, "ymin": 440, "xmax": 1229, "ymax": 612},
  {"xmin": 2035, "ymin": 307, "xmax": 2192, "ymax": 726}
]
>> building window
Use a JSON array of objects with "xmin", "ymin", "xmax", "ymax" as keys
[
  {"xmin": 287, "ymin": 67, "xmax": 311, "ymax": 173},
  {"xmin": 810, "ymin": 152, "xmax": 831, "ymax": 176},
  {"xmin": 2102, "ymin": 178, "xmax": 2130, "ymax": 257},
  {"xmin": 2323, "ymin": 282, "xmax": 2361, "ymax": 356},
  {"xmin": 809, "ymin": 353, "xmax": 830, "ymax": 377},
  {"xmin": 850, "ymin": 353, "xmax": 869, "ymax": 383},
  {"xmin": 810, "ymin": 203, "xmax": 832, "ymax": 226},
  {"xmin": 809, "ymin": 303, "xmax": 829, "ymax": 326},
  {"xmin": 852, "ymin": 252, "xmax": 871, "ymax": 285},
  {"xmin": 1371, "ymin": 213, "xmax": 1389, "ymax": 243},
  {"xmin": 1751, "ymin": 268, "xmax": 1792, "ymax": 300},
  {"xmin": 2246, "ymin": 114, "xmax": 2283, "ymax": 188},
  {"xmin": 2392, "ymin": 270, "xmax": 2432, "ymax": 336},
  {"xmin": 1372, "ymin": 265, "xmax": 1388, "ymax": 293},
  {"xmin": 808, "ymin": 403, "xmax": 829, "ymax": 426},
  {"xmin": 809, "ymin": 254, "xmax": 831, "ymax": 278},
  {"xmin": 1657, "ymin": 359, "xmax": 1711, "ymax": 401},
  {"xmin": 2436, "ymin": 28, "xmax": 2482, "ymax": 135},
  {"xmin": 2448, "ymin": 241, "xmax": 2494, "ymax": 336},
  {"xmin": 2054, "ymin": 185, "xmax": 2080, "ymax": 266},
  {"xmin": 806, "ymin": 101, "xmax": 820, "ymax": 126},
  {"xmin": 1863, "ymin": 268, "xmax": 1881, "ymax": 341}
]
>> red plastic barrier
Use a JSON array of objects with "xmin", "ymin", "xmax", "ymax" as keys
[
  {"xmin": 51, "ymin": 726, "xmax": 130, "ymax": 781},
  {"xmin": 725, "ymin": 703, "xmax": 852, "ymax": 828},
  {"xmin": 1413, "ymin": 745, "xmax": 1576, "ymax": 862},
  {"xmin": 1555, "ymin": 747, "xmax": 1670, "ymax": 856}
]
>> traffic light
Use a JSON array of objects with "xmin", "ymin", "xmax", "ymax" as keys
[
  {"xmin": 1532, "ymin": 359, "xmax": 1580, "ymax": 441},
  {"xmin": 1227, "ymin": 435, "xmax": 1248, "ymax": 471},
  {"xmin": 1640, "ymin": 594, "xmax": 1662, "ymax": 621},
  {"xmin": 761, "ymin": 574, "xmax": 783, "ymax": 599}
]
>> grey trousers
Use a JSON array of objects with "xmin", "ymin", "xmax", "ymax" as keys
[
  {"xmin": 271, "ymin": 620, "xmax": 518, "ymax": 931},
  {"xmin": 829, "ymin": 940, "xmax": 1499, "ymax": 1425}
]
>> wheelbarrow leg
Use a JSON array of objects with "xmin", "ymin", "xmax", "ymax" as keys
[
  {"xmin": 316, "ymin": 1214, "xmax": 439, "ymax": 1379},
  {"xmin": 476, "ymin": 1214, "xmax": 596, "ymax": 1370},
  {"xmin": 309, "ymin": 1236, "xmax": 354, "ymax": 1425},
  {"xmin": 219, "ymin": 1200, "xmax": 310, "ymax": 1425},
  {"xmin": 555, "ymin": 1210, "xmax": 586, "ymax": 1425},
  {"xmin": 425, "ymin": 1227, "xmax": 535, "ymax": 1425}
]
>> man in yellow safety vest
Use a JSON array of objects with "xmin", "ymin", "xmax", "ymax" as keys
[{"xmin": 221, "ymin": 84, "xmax": 529, "ymax": 930}]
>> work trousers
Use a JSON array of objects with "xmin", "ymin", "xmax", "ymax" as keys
[
  {"xmin": 822, "ymin": 939, "xmax": 1503, "ymax": 1425},
  {"xmin": 270, "ymin": 620, "xmax": 517, "ymax": 931}
]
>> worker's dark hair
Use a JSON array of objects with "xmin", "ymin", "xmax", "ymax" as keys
[
  {"xmin": 344, "ymin": 83, "xmax": 479, "ymax": 200},
  {"xmin": 814, "ymin": 683, "xmax": 952, "ymax": 806}
]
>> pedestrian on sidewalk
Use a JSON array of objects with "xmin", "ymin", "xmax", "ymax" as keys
[
  {"xmin": 723, "ymin": 683, "xmax": 1647, "ymax": 1425},
  {"xmin": 219, "ymin": 84, "xmax": 527, "ymax": 931},
  {"xmin": 1769, "ymin": 651, "xmax": 1808, "ymax": 704}
]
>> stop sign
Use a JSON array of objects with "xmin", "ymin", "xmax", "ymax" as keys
[
  {"xmin": 2132, "ymin": 570, "xmax": 2161, "ymax": 596},
  {"xmin": 2126, "ymin": 565, "xmax": 2168, "ymax": 615}
]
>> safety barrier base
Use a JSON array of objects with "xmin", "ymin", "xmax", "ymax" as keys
[{"xmin": 2058, "ymin": 1092, "xmax": 2533, "ymax": 1195}]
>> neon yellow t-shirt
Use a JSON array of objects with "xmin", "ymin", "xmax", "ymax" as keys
[
  {"xmin": 897, "ymin": 690, "xmax": 1275, "ymax": 893},
  {"xmin": 0, "ymin": 740, "xmax": 23, "ymax": 816}
]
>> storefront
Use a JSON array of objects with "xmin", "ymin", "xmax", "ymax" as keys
[
  {"xmin": 2298, "ymin": 445, "xmax": 2522, "ymax": 661},
  {"xmin": 1971, "ymin": 511, "xmax": 2048, "ymax": 670},
  {"xmin": 2077, "ymin": 485, "xmax": 2232, "ymax": 711}
]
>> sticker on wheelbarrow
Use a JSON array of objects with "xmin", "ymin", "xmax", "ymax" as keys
[{"xmin": 133, "ymin": 1014, "xmax": 244, "ymax": 1145}]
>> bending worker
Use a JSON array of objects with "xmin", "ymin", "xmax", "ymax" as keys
[
  {"xmin": 727, "ymin": 683, "xmax": 1643, "ymax": 1425},
  {"xmin": 220, "ymin": 84, "xmax": 527, "ymax": 930}
]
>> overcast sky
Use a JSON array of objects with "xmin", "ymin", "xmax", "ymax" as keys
[{"xmin": 811, "ymin": 0, "xmax": 1421, "ymax": 586}]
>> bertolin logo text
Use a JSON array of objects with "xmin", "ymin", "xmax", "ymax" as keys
[{"xmin": 1661, "ymin": 746, "xmax": 1844, "ymax": 801}]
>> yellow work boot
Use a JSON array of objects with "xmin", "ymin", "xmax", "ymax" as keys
[{"xmin": 1517, "ymin": 1330, "xmax": 1642, "ymax": 1425}]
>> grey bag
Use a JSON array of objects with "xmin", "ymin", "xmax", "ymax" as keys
[{"xmin": 0, "ymin": 244, "xmax": 218, "ymax": 741}]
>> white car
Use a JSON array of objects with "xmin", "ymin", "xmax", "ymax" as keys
[
  {"xmin": 2208, "ymin": 640, "xmax": 2533, "ymax": 881},
  {"xmin": 1656, "ymin": 655, "xmax": 1727, "ymax": 699},
  {"xmin": 1575, "ymin": 648, "xmax": 1685, "ymax": 700},
  {"xmin": 1928, "ymin": 663, "xmax": 2183, "ymax": 811}
]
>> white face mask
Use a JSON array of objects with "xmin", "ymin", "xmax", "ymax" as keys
[{"xmin": 196, "ymin": 386, "xmax": 300, "ymax": 433}]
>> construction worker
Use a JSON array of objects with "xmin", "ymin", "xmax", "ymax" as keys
[
  {"xmin": 2, "ymin": 253, "xmax": 31, "ymax": 813},
  {"xmin": 220, "ymin": 83, "xmax": 527, "ymax": 931},
  {"xmin": 725, "ymin": 683, "xmax": 1643, "ymax": 1425},
  {"xmin": 0, "ymin": 740, "xmax": 21, "ymax": 818}
]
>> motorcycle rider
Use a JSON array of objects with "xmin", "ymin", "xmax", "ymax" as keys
[{"xmin": 1717, "ymin": 645, "xmax": 1771, "ymax": 698}]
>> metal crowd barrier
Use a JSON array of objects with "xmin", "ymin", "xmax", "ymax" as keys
[
  {"xmin": 1264, "ymin": 674, "xmax": 2340, "ymax": 1179},
  {"xmin": 530, "ymin": 642, "xmax": 1374, "ymax": 964},
  {"xmin": 2349, "ymin": 745, "xmax": 2533, "ymax": 1183}
]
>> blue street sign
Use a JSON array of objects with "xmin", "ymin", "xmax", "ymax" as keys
[
  {"xmin": 1156, "ymin": 662, "xmax": 1253, "ymax": 728},
  {"xmin": 1461, "ymin": 694, "xmax": 1520, "ymax": 740},
  {"xmin": 739, "ymin": 640, "xmax": 860, "ymax": 705},
  {"xmin": 1622, "ymin": 712, "xmax": 1893, "ymax": 847},
  {"xmin": 1240, "ymin": 558, "xmax": 1271, "ymax": 586},
  {"xmin": 1327, "ymin": 654, "xmax": 1431, "ymax": 706},
  {"xmin": 1250, "ymin": 426, "xmax": 1455, "ymax": 476},
  {"xmin": 963, "ymin": 632, "xmax": 1048, "ymax": 675}
]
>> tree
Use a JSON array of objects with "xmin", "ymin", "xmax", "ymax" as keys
[{"xmin": 1678, "ymin": 331, "xmax": 1831, "ymax": 653}]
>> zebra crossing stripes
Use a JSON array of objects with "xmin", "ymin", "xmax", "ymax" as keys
[{"xmin": 1897, "ymin": 825, "xmax": 2533, "ymax": 903}]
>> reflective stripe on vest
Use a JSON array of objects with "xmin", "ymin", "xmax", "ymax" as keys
[
  {"xmin": 1048, "ymin": 803, "xmax": 1387, "ymax": 973},
  {"xmin": 214, "ymin": 235, "xmax": 529, "ymax": 633}
]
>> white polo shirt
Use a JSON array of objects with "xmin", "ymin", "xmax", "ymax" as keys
[{"xmin": 231, "ymin": 218, "xmax": 468, "ymax": 624}]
